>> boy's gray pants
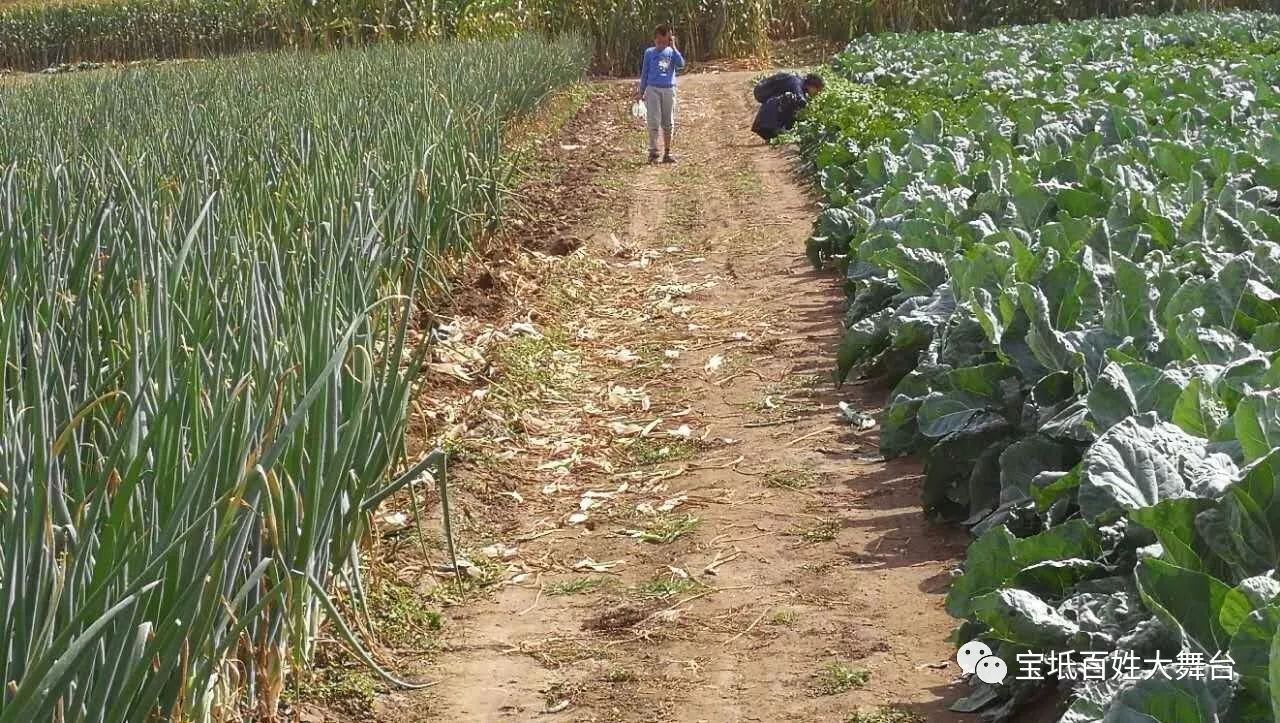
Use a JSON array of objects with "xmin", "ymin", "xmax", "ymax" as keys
[{"xmin": 644, "ymin": 86, "xmax": 675, "ymax": 152}]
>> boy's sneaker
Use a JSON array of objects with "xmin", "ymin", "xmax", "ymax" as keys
[
  {"xmin": 648, "ymin": 150, "xmax": 660, "ymax": 163},
  {"xmin": 662, "ymin": 153, "xmax": 677, "ymax": 164}
]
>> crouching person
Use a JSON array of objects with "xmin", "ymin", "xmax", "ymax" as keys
[{"xmin": 751, "ymin": 72, "xmax": 824, "ymax": 142}]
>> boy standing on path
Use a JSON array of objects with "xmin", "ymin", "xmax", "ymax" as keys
[{"xmin": 635, "ymin": 24, "xmax": 684, "ymax": 164}]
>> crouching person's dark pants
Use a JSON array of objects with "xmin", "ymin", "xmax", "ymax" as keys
[{"xmin": 753, "ymin": 123, "xmax": 780, "ymax": 141}]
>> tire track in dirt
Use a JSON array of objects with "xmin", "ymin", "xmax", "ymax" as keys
[{"xmin": 378, "ymin": 72, "xmax": 976, "ymax": 723}]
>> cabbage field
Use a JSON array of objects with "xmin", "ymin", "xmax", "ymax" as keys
[
  {"xmin": 796, "ymin": 10, "xmax": 1280, "ymax": 721},
  {"xmin": 0, "ymin": 36, "xmax": 585, "ymax": 721}
]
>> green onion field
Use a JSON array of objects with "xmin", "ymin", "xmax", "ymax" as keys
[{"xmin": 0, "ymin": 36, "xmax": 585, "ymax": 721}]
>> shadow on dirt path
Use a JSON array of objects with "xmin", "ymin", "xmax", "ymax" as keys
[{"xmin": 361, "ymin": 71, "xmax": 979, "ymax": 723}]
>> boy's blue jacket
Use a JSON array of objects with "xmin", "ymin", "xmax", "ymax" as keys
[{"xmin": 639, "ymin": 46, "xmax": 685, "ymax": 91}]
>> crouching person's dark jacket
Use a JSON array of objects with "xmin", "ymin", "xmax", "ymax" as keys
[
  {"xmin": 752, "ymin": 92, "xmax": 807, "ymax": 140},
  {"xmin": 751, "ymin": 72, "xmax": 808, "ymax": 141}
]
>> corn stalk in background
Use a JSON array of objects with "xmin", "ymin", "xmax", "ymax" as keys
[
  {"xmin": 0, "ymin": 35, "xmax": 587, "ymax": 722},
  {"xmin": 0, "ymin": 0, "xmax": 515, "ymax": 70},
  {"xmin": 533, "ymin": 0, "xmax": 770, "ymax": 75},
  {"xmin": 709, "ymin": 0, "xmax": 769, "ymax": 58},
  {"xmin": 0, "ymin": 0, "xmax": 279, "ymax": 69}
]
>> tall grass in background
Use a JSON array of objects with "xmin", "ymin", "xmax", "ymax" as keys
[
  {"xmin": 0, "ymin": 35, "xmax": 586, "ymax": 721},
  {"xmin": 0, "ymin": 0, "xmax": 527, "ymax": 70},
  {"xmin": 537, "ymin": 0, "xmax": 769, "ymax": 74},
  {"xmin": 0, "ymin": 0, "xmax": 773, "ymax": 72},
  {"xmin": 0, "ymin": 0, "xmax": 278, "ymax": 70},
  {"xmin": 1, "ymin": 0, "xmax": 1275, "ymax": 73}
]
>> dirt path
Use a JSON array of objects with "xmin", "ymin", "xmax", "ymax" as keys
[{"xmin": 360, "ymin": 71, "xmax": 975, "ymax": 723}]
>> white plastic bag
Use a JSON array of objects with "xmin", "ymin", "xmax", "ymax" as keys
[{"xmin": 631, "ymin": 100, "xmax": 646, "ymax": 121}]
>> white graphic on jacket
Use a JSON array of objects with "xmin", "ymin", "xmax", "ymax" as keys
[{"xmin": 657, "ymin": 55, "xmax": 672, "ymax": 75}]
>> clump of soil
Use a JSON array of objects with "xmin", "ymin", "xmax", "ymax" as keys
[{"xmin": 582, "ymin": 601, "xmax": 657, "ymax": 632}]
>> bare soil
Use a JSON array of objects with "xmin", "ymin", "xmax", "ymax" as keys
[{"xmin": 307, "ymin": 71, "xmax": 978, "ymax": 723}]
